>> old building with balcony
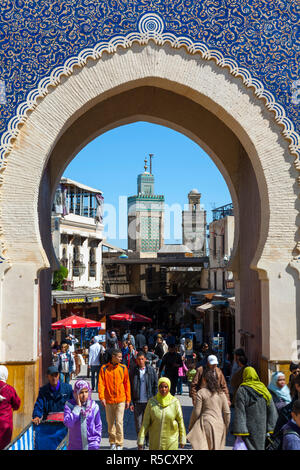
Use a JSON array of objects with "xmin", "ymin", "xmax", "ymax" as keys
[
  {"xmin": 51, "ymin": 178, "xmax": 105, "ymax": 329},
  {"xmin": 209, "ymin": 203, "xmax": 234, "ymax": 292},
  {"xmin": 193, "ymin": 203, "xmax": 235, "ymax": 360}
]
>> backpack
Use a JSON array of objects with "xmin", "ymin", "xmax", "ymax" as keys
[{"xmin": 265, "ymin": 427, "xmax": 299, "ymax": 450}]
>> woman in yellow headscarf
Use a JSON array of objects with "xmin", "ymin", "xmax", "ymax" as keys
[
  {"xmin": 137, "ymin": 377, "xmax": 186, "ymax": 450},
  {"xmin": 233, "ymin": 366, "xmax": 278, "ymax": 450}
]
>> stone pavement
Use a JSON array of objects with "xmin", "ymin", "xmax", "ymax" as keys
[{"xmin": 71, "ymin": 365, "xmax": 234, "ymax": 450}]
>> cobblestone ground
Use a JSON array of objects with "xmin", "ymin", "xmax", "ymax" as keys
[{"xmin": 71, "ymin": 365, "xmax": 234, "ymax": 450}]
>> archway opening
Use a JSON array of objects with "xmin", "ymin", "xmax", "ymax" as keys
[{"xmin": 38, "ymin": 85, "xmax": 263, "ymax": 379}]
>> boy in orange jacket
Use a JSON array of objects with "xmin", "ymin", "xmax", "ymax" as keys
[{"xmin": 98, "ymin": 349, "xmax": 131, "ymax": 450}]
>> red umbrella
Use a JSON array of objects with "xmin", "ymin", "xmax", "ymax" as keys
[
  {"xmin": 51, "ymin": 314, "xmax": 105, "ymax": 330},
  {"xmin": 109, "ymin": 311, "xmax": 152, "ymax": 323}
]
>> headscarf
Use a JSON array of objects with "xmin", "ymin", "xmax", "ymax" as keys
[
  {"xmin": 0, "ymin": 365, "xmax": 8, "ymax": 383},
  {"xmin": 155, "ymin": 377, "xmax": 174, "ymax": 408},
  {"xmin": 240, "ymin": 367, "xmax": 272, "ymax": 406},
  {"xmin": 268, "ymin": 372, "xmax": 291, "ymax": 404},
  {"xmin": 73, "ymin": 380, "xmax": 93, "ymax": 416}
]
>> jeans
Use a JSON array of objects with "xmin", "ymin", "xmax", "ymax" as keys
[
  {"xmin": 90, "ymin": 365, "xmax": 101, "ymax": 391},
  {"xmin": 133, "ymin": 402, "xmax": 148, "ymax": 437},
  {"xmin": 177, "ymin": 377, "xmax": 183, "ymax": 394},
  {"xmin": 164, "ymin": 374, "xmax": 178, "ymax": 396},
  {"xmin": 60, "ymin": 372, "xmax": 70, "ymax": 384},
  {"xmin": 133, "ymin": 402, "xmax": 149, "ymax": 447}
]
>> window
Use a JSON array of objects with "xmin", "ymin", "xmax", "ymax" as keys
[
  {"xmin": 89, "ymin": 248, "xmax": 96, "ymax": 278},
  {"xmin": 213, "ymin": 235, "xmax": 217, "ymax": 257},
  {"xmin": 221, "ymin": 234, "xmax": 225, "ymax": 256}
]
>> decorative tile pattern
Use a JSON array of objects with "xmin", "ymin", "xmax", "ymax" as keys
[
  {"xmin": 0, "ymin": 0, "xmax": 299, "ymax": 167},
  {"xmin": 141, "ymin": 215, "xmax": 161, "ymax": 252}
]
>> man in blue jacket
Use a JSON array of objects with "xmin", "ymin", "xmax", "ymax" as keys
[
  {"xmin": 129, "ymin": 352, "xmax": 158, "ymax": 447},
  {"xmin": 32, "ymin": 365, "xmax": 73, "ymax": 425}
]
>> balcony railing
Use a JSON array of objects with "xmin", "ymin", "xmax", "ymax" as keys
[{"xmin": 212, "ymin": 203, "xmax": 233, "ymax": 221}]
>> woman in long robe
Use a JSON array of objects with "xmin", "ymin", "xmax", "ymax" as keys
[
  {"xmin": 187, "ymin": 369, "xmax": 231, "ymax": 450},
  {"xmin": 0, "ymin": 365, "xmax": 21, "ymax": 449},
  {"xmin": 137, "ymin": 377, "xmax": 186, "ymax": 450},
  {"xmin": 233, "ymin": 366, "xmax": 278, "ymax": 450}
]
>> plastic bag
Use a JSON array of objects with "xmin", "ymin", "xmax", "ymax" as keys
[{"xmin": 233, "ymin": 436, "xmax": 248, "ymax": 450}]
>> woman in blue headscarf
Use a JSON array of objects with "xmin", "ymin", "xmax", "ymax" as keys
[{"xmin": 268, "ymin": 372, "xmax": 291, "ymax": 411}]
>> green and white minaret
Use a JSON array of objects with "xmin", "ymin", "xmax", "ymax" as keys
[{"xmin": 128, "ymin": 155, "xmax": 164, "ymax": 257}]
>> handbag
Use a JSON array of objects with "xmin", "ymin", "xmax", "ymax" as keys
[{"xmin": 233, "ymin": 436, "xmax": 248, "ymax": 450}]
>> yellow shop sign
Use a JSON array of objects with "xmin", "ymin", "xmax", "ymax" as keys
[{"xmin": 62, "ymin": 297, "xmax": 85, "ymax": 304}]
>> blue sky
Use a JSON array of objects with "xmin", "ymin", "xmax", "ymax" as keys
[{"xmin": 64, "ymin": 122, "xmax": 231, "ymax": 249}]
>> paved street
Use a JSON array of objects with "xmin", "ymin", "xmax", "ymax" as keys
[{"xmin": 71, "ymin": 365, "xmax": 234, "ymax": 450}]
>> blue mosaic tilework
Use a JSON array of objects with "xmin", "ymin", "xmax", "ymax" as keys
[{"xmin": 0, "ymin": 0, "xmax": 299, "ymax": 146}]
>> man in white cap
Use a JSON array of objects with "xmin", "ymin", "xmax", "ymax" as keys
[{"xmin": 190, "ymin": 354, "xmax": 230, "ymax": 406}]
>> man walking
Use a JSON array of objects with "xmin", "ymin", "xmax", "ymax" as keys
[
  {"xmin": 98, "ymin": 349, "xmax": 131, "ymax": 450},
  {"xmin": 135, "ymin": 329, "xmax": 147, "ymax": 351},
  {"xmin": 123, "ymin": 343, "xmax": 138, "ymax": 371},
  {"xmin": 142, "ymin": 345, "xmax": 158, "ymax": 367},
  {"xmin": 88, "ymin": 338, "xmax": 106, "ymax": 391},
  {"xmin": 32, "ymin": 365, "xmax": 73, "ymax": 449},
  {"xmin": 159, "ymin": 344, "xmax": 183, "ymax": 396},
  {"xmin": 58, "ymin": 342, "xmax": 75, "ymax": 384},
  {"xmin": 129, "ymin": 351, "xmax": 158, "ymax": 446},
  {"xmin": 122, "ymin": 330, "xmax": 136, "ymax": 348}
]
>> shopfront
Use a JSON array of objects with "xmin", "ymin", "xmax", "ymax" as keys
[{"xmin": 51, "ymin": 290, "xmax": 106, "ymax": 346}]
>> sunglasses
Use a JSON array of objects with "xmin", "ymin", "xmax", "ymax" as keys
[{"xmin": 292, "ymin": 370, "xmax": 300, "ymax": 375}]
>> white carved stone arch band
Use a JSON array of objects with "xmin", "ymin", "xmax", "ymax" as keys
[{"xmin": 0, "ymin": 12, "xmax": 299, "ymax": 276}]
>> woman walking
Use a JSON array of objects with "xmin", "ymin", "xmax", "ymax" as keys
[
  {"xmin": 187, "ymin": 369, "xmax": 230, "ymax": 450},
  {"xmin": 268, "ymin": 371, "xmax": 291, "ymax": 412},
  {"xmin": 233, "ymin": 366, "xmax": 278, "ymax": 450},
  {"xmin": 177, "ymin": 359, "xmax": 188, "ymax": 395},
  {"xmin": 64, "ymin": 379, "xmax": 102, "ymax": 450},
  {"xmin": 137, "ymin": 377, "xmax": 186, "ymax": 450},
  {"xmin": 0, "ymin": 365, "xmax": 21, "ymax": 450}
]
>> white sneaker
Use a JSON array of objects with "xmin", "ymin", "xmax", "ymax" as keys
[
  {"xmin": 110, "ymin": 444, "xmax": 116, "ymax": 450},
  {"xmin": 116, "ymin": 446, "xmax": 123, "ymax": 450}
]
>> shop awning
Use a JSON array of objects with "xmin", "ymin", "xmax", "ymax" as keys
[
  {"xmin": 196, "ymin": 302, "xmax": 214, "ymax": 312},
  {"xmin": 54, "ymin": 295, "xmax": 86, "ymax": 305},
  {"xmin": 52, "ymin": 290, "xmax": 105, "ymax": 304},
  {"xmin": 86, "ymin": 294, "xmax": 105, "ymax": 303}
]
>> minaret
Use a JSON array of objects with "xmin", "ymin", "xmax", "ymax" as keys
[
  {"xmin": 182, "ymin": 189, "xmax": 207, "ymax": 255},
  {"xmin": 128, "ymin": 156, "xmax": 164, "ymax": 257}
]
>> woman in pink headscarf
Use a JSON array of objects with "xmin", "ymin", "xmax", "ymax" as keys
[
  {"xmin": 64, "ymin": 379, "xmax": 102, "ymax": 450},
  {"xmin": 0, "ymin": 365, "xmax": 21, "ymax": 449}
]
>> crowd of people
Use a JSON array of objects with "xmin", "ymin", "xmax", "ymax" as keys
[{"xmin": 1, "ymin": 327, "xmax": 300, "ymax": 451}]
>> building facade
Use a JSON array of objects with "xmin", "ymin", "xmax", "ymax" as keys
[
  {"xmin": 51, "ymin": 178, "xmax": 106, "ymax": 343},
  {"xmin": 128, "ymin": 157, "xmax": 164, "ymax": 258},
  {"xmin": 209, "ymin": 204, "xmax": 234, "ymax": 292},
  {"xmin": 182, "ymin": 189, "xmax": 207, "ymax": 256},
  {"xmin": 52, "ymin": 177, "xmax": 104, "ymax": 289}
]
